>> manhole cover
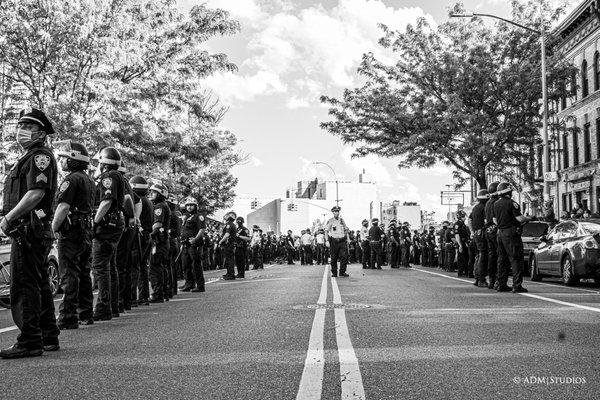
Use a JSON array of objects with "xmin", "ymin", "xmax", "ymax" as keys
[{"xmin": 306, "ymin": 303, "xmax": 372, "ymax": 310}]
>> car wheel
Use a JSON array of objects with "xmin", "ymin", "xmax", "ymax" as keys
[
  {"xmin": 47, "ymin": 260, "xmax": 60, "ymax": 298},
  {"xmin": 561, "ymin": 256, "xmax": 579, "ymax": 286},
  {"xmin": 530, "ymin": 256, "xmax": 542, "ymax": 282}
]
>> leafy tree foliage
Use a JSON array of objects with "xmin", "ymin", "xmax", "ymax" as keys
[
  {"xmin": 0, "ymin": 0, "xmax": 241, "ymax": 212},
  {"xmin": 321, "ymin": 0, "xmax": 576, "ymax": 199}
]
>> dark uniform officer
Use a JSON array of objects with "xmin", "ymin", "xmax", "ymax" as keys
[
  {"xmin": 485, "ymin": 182, "xmax": 500, "ymax": 289},
  {"xmin": 129, "ymin": 175, "xmax": 153, "ymax": 306},
  {"xmin": 219, "ymin": 211, "xmax": 237, "ymax": 280},
  {"xmin": 388, "ymin": 220, "xmax": 400, "ymax": 268},
  {"xmin": 0, "ymin": 108, "xmax": 60, "ymax": 358},
  {"xmin": 91, "ymin": 147, "xmax": 127, "ymax": 320},
  {"xmin": 439, "ymin": 223, "xmax": 448, "ymax": 268},
  {"xmin": 116, "ymin": 161, "xmax": 138, "ymax": 313},
  {"xmin": 180, "ymin": 196, "xmax": 206, "ymax": 292},
  {"xmin": 324, "ymin": 206, "xmax": 349, "ymax": 277},
  {"xmin": 454, "ymin": 210, "xmax": 470, "ymax": 277},
  {"xmin": 52, "ymin": 141, "xmax": 95, "ymax": 329},
  {"xmin": 444, "ymin": 222, "xmax": 456, "ymax": 271},
  {"xmin": 234, "ymin": 217, "xmax": 250, "ymax": 278},
  {"xmin": 493, "ymin": 182, "xmax": 530, "ymax": 293},
  {"xmin": 148, "ymin": 183, "xmax": 171, "ymax": 302},
  {"xmin": 412, "ymin": 230, "xmax": 421, "ymax": 265},
  {"xmin": 469, "ymin": 189, "xmax": 489, "ymax": 287},
  {"xmin": 167, "ymin": 195, "xmax": 182, "ymax": 297},
  {"xmin": 400, "ymin": 222, "xmax": 412, "ymax": 268},
  {"xmin": 368, "ymin": 218, "xmax": 385, "ymax": 269},
  {"xmin": 426, "ymin": 227, "xmax": 437, "ymax": 267}
]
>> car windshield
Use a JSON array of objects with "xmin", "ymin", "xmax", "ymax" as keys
[
  {"xmin": 521, "ymin": 223, "xmax": 548, "ymax": 237},
  {"xmin": 579, "ymin": 222, "xmax": 600, "ymax": 235}
]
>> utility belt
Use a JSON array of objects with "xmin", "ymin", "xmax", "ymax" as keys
[
  {"xmin": 98, "ymin": 210, "xmax": 124, "ymax": 229},
  {"xmin": 486, "ymin": 225, "xmax": 497, "ymax": 235},
  {"xmin": 330, "ymin": 237, "xmax": 346, "ymax": 243},
  {"xmin": 498, "ymin": 225, "xmax": 522, "ymax": 235},
  {"xmin": 8, "ymin": 211, "xmax": 53, "ymax": 246}
]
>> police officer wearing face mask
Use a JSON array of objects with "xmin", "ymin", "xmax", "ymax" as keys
[
  {"xmin": 0, "ymin": 108, "xmax": 60, "ymax": 358},
  {"xmin": 91, "ymin": 147, "xmax": 128, "ymax": 320},
  {"xmin": 52, "ymin": 141, "xmax": 95, "ymax": 329},
  {"xmin": 469, "ymin": 189, "xmax": 489, "ymax": 287},
  {"xmin": 493, "ymin": 182, "xmax": 530, "ymax": 293},
  {"xmin": 166, "ymin": 195, "xmax": 182, "ymax": 298},
  {"xmin": 179, "ymin": 196, "xmax": 206, "ymax": 292},
  {"xmin": 219, "ymin": 211, "xmax": 237, "ymax": 280},
  {"xmin": 148, "ymin": 183, "xmax": 171, "ymax": 302},
  {"xmin": 129, "ymin": 175, "xmax": 153, "ymax": 306}
]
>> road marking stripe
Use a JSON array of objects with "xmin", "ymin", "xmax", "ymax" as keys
[
  {"xmin": 413, "ymin": 267, "xmax": 600, "ymax": 314},
  {"xmin": 331, "ymin": 276, "xmax": 366, "ymax": 400},
  {"xmin": 296, "ymin": 265, "xmax": 328, "ymax": 400}
]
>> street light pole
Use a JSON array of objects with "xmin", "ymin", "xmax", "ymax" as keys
[
  {"xmin": 450, "ymin": 10, "xmax": 551, "ymax": 201},
  {"xmin": 312, "ymin": 161, "xmax": 339, "ymax": 206}
]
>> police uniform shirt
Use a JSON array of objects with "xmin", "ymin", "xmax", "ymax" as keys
[
  {"xmin": 97, "ymin": 170, "xmax": 124, "ymax": 213},
  {"xmin": 454, "ymin": 220, "xmax": 469, "ymax": 241},
  {"xmin": 400, "ymin": 227, "xmax": 411, "ymax": 243},
  {"xmin": 56, "ymin": 170, "xmax": 94, "ymax": 214},
  {"xmin": 181, "ymin": 212, "xmax": 206, "ymax": 240},
  {"xmin": 222, "ymin": 221, "xmax": 236, "ymax": 249},
  {"xmin": 236, "ymin": 226, "xmax": 250, "ymax": 247},
  {"xmin": 324, "ymin": 217, "xmax": 348, "ymax": 239},
  {"xmin": 153, "ymin": 201, "xmax": 171, "ymax": 242},
  {"xmin": 140, "ymin": 196, "xmax": 154, "ymax": 232},
  {"xmin": 316, "ymin": 232, "xmax": 326, "ymax": 245},
  {"xmin": 484, "ymin": 197, "xmax": 497, "ymax": 227},
  {"xmin": 493, "ymin": 197, "xmax": 522, "ymax": 230},
  {"xmin": 444, "ymin": 226, "xmax": 454, "ymax": 243},
  {"xmin": 368, "ymin": 225, "xmax": 384, "ymax": 241},
  {"xmin": 360, "ymin": 226, "xmax": 369, "ymax": 241},
  {"xmin": 427, "ymin": 232, "xmax": 436, "ymax": 245},
  {"xmin": 301, "ymin": 233, "xmax": 312, "ymax": 246},
  {"xmin": 470, "ymin": 203, "xmax": 486, "ymax": 231},
  {"xmin": 2, "ymin": 145, "xmax": 57, "ymax": 218}
]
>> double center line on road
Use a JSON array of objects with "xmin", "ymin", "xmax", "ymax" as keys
[{"xmin": 296, "ymin": 266, "xmax": 365, "ymax": 400}]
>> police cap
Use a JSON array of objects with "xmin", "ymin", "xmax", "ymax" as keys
[
  {"xmin": 98, "ymin": 147, "xmax": 121, "ymax": 166},
  {"xmin": 476, "ymin": 189, "xmax": 489, "ymax": 200},
  {"xmin": 331, "ymin": 206, "xmax": 341, "ymax": 212},
  {"xmin": 371, "ymin": 218, "xmax": 379, "ymax": 223},
  {"xmin": 130, "ymin": 175, "xmax": 148, "ymax": 191},
  {"xmin": 487, "ymin": 182, "xmax": 499, "ymax": 196},
  {"xmin": 183, "ymin": 196, "xmax": 198, "ymax": 206},
  {"xmin": 149, "ymin": 182, "xmax": 168, "ymax": 198},
  {"xmin": 54, "ymin": 140, "xmax": 90, "ymax": 163},
  {"xmin": 18, "ymin": 107, "xmax": 54, "ymax": 135},
  {"xmin": 496, "ymin": 182, "xmax": 513, "ymax": 195}
]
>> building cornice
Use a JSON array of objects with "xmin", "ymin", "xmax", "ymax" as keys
[{"xmin": 552, "ymin": 1, "xmax": 600, "ymax": 53}]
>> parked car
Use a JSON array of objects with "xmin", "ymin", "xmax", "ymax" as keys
[
  {"xmin": 530, "ymin": 219, "xmax": 600, "ymax": 286},
  {"xmin": 521, "ymin": 221, "xmax": 550, "ymax": 276},
  {"xmin": 0, "ymin": 236, "xmax": 60, "ymax": 309}
]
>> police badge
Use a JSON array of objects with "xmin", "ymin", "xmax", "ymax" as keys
[
  {"xmin": 102, "ymin": 178, "xmax": 112, "ymax": 189},
  {"xmin": 34, "ymin": 154, "xmax": 51, "ymax": 171},
  {"xmin": 155, "ymin": 208, "xmax": 162, "ymax": 216}
]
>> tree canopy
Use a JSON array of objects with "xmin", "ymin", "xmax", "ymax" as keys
[
  {"xmin": 0, "ymin": 0, "xmax": 241, "ymax": 213},
  {"xmin": 321, "ymin": 0, "xmax": 576, "ymax": 199}
]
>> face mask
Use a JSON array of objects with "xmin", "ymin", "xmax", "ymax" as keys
[{"xmin": 16, "ymin": 128, "xmax": 36, "ymax": 148}]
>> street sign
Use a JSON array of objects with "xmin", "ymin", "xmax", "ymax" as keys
[
  {"xmin": 543, "ymin": 171, "xmax": 558, "ymax": 182},
  {"xmin": 440, "ymin": 191, "xmax": 465, "ymax": 205}
]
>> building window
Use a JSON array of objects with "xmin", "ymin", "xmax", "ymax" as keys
[
  {"xmin": 571, "ymin": 71, "xmax": 578, "ymax": 99},
  {"xmin": 562, "ymin": 193, "xmax": 568, "ymax": 212},
  {"xmin": 537, "ymin": 145, "xmax": 543, "ymax": 177},
  {"xmin": 597, "ymin": 118, "xmax": 600, "ymax": 159},
  {"xmin": 563, "ymin": 134, "xmax": 569, "ymax": 168},
  {"xmin": 597, "ymin": 187, "xmax": 600, "ymax": 213},
  {"xmin": 560, "ymin": 80, "xmax": 567, "ymax": 110},
  {"xmin": 582, "ymin": 60, "xmax": 589, "ymax": 98},
  {"xmin": 595, "ymin": 52, "xmax": 600, "ymax": 91},
  {"xmin": 573, "ymin": 130, "xmax": 579, "ymax": 166},
  {"xmin": 584, "ymin": 123, "xmax": 591, "ymax": 162}
]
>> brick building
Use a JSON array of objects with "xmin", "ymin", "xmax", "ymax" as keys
[{"xmin": 546, "ymin": 1, "xmax": 600, "ymax": 213}]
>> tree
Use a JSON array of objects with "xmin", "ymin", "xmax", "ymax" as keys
[
  {"xmin": 0, "ymin": 0, "xmax": 241, "ymax": 210},
  {"xmin": 320, "ymin": 0, "xmax": 576, "ymax": 195}
]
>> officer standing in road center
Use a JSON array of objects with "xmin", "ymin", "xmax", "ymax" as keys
[
  {"xmin": 0, "ymin": 108, "xmax": 60, "ymax": 358},
  {"xmin": 324, "ymin": 206, "xmax": 349, "ymax": 277},
  {"xmin": 493, "ymin": 182, "xmax": 530, "ymax": 293},
  {"xmin": 52, "ymin": 141, "xmax": 96, "ymax": 329}
]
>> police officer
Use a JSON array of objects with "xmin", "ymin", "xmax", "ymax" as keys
[
  {"xmin": 285, "ymin": 230, "xmax": 295, "ymax": 265},
  {"xmin": 454, "ymin": 210, "xmax": 470, "ymax": 277},
  {"xmin": 148, "ymin": 182, "xmax": 171, "ymax": 302},
  {"xmin": 359, "ymin": 219, "xmax": 371, "ymax": 269},
  {"xmin": 180, "ymin": 196, "xmax": 206, "ymax": 292},
  {"xmin": 219, "ymin": 211, "xmax": 237, "ymax": 280},
  {"xmin": 493, "ymin": 182, "xmax": 530, "ymax": 293},
  {"xmin": 324, "ymin": 206, "xmax": 349, "ymax": 277},
  {"xmin": 400, "ymin": 222, "xmax": 412, "ymax": 268},
  {"xmin": 485, "ymin": 182, "xmax": 500, "ymax": 289},
  {"xmin": 129, "ymin": 175, "xmax": 153, "ymax": 306},
  {"xmin": 412, "ymin": 230, "xmax": 421, "ymax": 265},
  {"xmin": 167, "ymin": 195, "xmax": 182, "ymax": 297},
  {"xmin": 116, "ymin": 161, "xmax": 138, "ymax": 313},
  {"xmin": 234, "ymin": 217, "xmax": 250, "ymax": 278},
  {"xmin": 439, "ymin": 222, "xmax": 448, "ymax": 268},
  {"xmin": 443, "ymin": 221, "xmax": 455, "ymax": 271},
  {"xmin": 388, "ymin": 220, "xmax": 400, "ymax": 268},
  {"xmin": 301, "ymin": 228, "xmax": 314, "ymax": 265},
  {"xmin": 315, "ymin": 228, "xmax": 326, "ymax": 264},
  {"xmin": 426, "ymin": 226, "xmax": 437, "ymax": 267},
  {"xmin": 52, "ymin": 141, "xmax": 95, "ymax": 329},
  {"xmin": 91, "ymin": 147, "xmax": 127, "ymax": 321},
  {"xmin": 368, "ymin": 218, "xmax": 385, "ymax": 269},
  {"xmin": 0, "ymin": 108, "xmax": 60, "ymax": 358},
  {"xmin": 469, "ymin": 189, "xmax": 489, "ymax": 287},
  {"xmin": 250, "ymin": 225, "xmax": 264, "ymax": 269}
]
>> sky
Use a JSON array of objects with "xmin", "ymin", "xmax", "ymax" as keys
[{"xmin": 176, "ymin": 0, "xmax": 573, "ymax": 220}]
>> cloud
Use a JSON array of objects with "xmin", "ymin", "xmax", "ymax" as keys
[
  {"xmin": 250, "ymin": 156, "xmax": 263, "ymax": 166},
  {"xmin": 202, "ymin": 0, "xmax": 434, "ymax": 106},
  {"xmin": 286, "ymin": 96, "xmax": 311, "ymax": 109}
]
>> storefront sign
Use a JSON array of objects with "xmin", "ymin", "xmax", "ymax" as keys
[
  {"xmin": 543, "ymin": 171, "xmax": 558, "ymax": 182},
  {"xmin": 570, "ymin": 181, "xmax": 591, "ymax": 191}
]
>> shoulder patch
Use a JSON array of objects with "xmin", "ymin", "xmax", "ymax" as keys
[
  {"xmin": 155, "ymin": 208, "xmax": 162, "ymax": 216},
  {"xmin": 102, "ymin": 177, "xmax": 112, "ymax": 189},
  {"xmin": 199, "ymin": 215, "xmax": 205, "ymax": 221},
  {"xmin": 34, "ymin": 154, "xmax": 51, "ymax": 171},
  {"xmin": 59, "ymin": 181, "xmax": 70, "ymax": 192},
  {"xmin": 513, "ymin": 202, "xmax": 519, "ymax": 209}
]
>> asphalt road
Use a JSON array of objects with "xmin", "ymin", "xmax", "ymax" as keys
[{"xmin": 1, "ymin": 263, "xmax": 600, "ymax": 399}]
